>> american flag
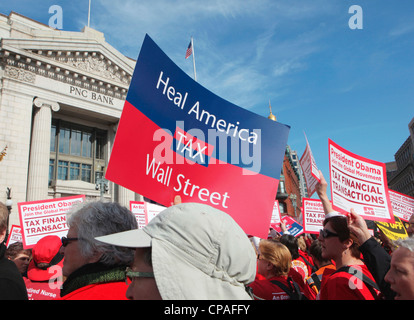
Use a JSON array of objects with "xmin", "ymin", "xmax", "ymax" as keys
[{"xmin": 185, "ymin": 40, "xmax": 192, "ymax": 59}]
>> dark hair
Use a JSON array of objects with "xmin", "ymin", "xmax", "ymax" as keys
[
  {"xmin": 279, "ymin": 234, "xmax": 299, "ymax": 259},
  {"xmin": 5, "ymin": 242, "xmax": 31, "ymax": 260},
  {"xmin": 323, "ymin": 216, "xmax": 361, "ymax": 258},
  {"xmin": 309, "ymin": 240, "xmax": 330, "ymax": 264}
]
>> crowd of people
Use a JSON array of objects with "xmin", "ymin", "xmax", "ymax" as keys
[{"xmin": 0, "ymin": 173, "xmax": 413, "ymax": 300}]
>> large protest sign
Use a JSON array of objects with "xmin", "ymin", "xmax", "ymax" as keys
[
  {"xmin": 376, "ymin": 216, "xmax": 408, "ymax": 241},
  {"xmin": 329, "ymin": 139, "xmax": 394, "ymax": 223},
  {"xmin": 302, "ymin": 198, "xmax": 325, "ymax": 234},
  {"xmin": 106, "ymin": 35, "xmax": 290, "ymax": 238},
  {"xmin": 299, "ymin": 133, "xmax": 320, "ymax": 197},
  {"xmin": 130, "ymin": 201, "xmax": 165, "ymax": 229},
  {"xmin": 388, "ymin": 189, "xmax": 414, "ymax": 222},
  {"xmin": 18, "ymin": 195, "xmax": 85, "ymax": 248}
]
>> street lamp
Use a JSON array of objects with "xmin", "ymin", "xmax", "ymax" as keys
[
  {"xmin": 95, "ymin": 178, "xmax": 108, "ymax": 199},
  {"xmin": 5, "ymin": 187, "xmax": 12, "ymax": 243},
  {"xmin": 289, "ymin": 193, "xmax": 297, "ymax": 217}
]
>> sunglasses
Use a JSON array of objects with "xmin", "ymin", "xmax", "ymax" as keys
[
  {"xmin": 125, "ymin": 267, "xmax": 154, "ymax": 285},
  {"xmin": 319, "ymin": 229, "xmax": 339, "ymax": 239},
  {"xmin": 61, "ymin": 236, "xmax": 79, "ymax": 247}
]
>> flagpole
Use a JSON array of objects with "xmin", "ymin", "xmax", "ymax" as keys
[
  {"xmin": 191, "ymin": 37, "xmax": 197, "ymax": 81},
  {"xmin": 88, "ymin": 0, "xmax": 91, "ymax": 27}
]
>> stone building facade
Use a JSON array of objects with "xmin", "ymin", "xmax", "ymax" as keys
[
  {"xmin": 387, "ymin": 117, "xmax": 414, "ymax": 197},
  {"xmin": 0, "ymin": 12, "xmax": 142, "ymax": 226}
]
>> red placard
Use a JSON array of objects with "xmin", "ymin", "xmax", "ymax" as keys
[
  {"xmin": 329, "ymin": 139, "xmax": 394, "ymax": 223},
  {"xmin": 18, "ymin": 195, "xmax": 85, "ymax": 248},
  {"xmin": 388, "ymin": 189, "xmax": 414, "ymax": 222}
]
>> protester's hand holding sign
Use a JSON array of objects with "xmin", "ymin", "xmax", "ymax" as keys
[
  {"xmin": 348, "ymin": 209, "xmax": 371, "ymax": 244},
  {"xmin": 315, "ymin": 170, "xmax": 334, "ymax": 215}
]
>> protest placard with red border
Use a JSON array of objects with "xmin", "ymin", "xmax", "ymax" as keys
[
  {"xmin": 130, "ymin": 201, "xmax": 166, "ymax": 229},
  {"xmin": 18, "ymin": 195, "xmax": 85, "ymax": 249},
  {"xmin": 299, "ymin": 133, "xmax": 320, "ymax": 197},
  {"xmin": 388, "ymin": 189, "xmax": 414, "ymax": 222},
  {"xmin": 270, "ymin": 200, "xmax": 282, "ymax": 226},
  {"xmin": 302, "ymin": 198, "xmax": 325, "ymax": 234},
  {"xmin": 6, "ymin": 225, "xmax": 22, "ymax": 248},
  {"xmin": 130, "ymin": 201, "xmax": 147, "ymax": 228},
  {"xmin": 329, "ymin": 139, "xmax": 393, "ymax": 223}
]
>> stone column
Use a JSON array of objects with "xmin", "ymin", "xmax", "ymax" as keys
[
  {"xmin": 26, "ymin": 98, "xmax": 60, "ymax": 201},
  {"xmin": 118, "ymin": 186, "xmax": 135, "ymax": 207}
]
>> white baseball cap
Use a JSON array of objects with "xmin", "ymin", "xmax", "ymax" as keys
[{"xmin": 96, "ymin": 202, "xmax": 256, "ymax": 300}]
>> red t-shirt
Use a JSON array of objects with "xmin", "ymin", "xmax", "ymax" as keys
[
  {"xmin": 249, "ymin": 275, "xmax": 297, "ymax": 300},
  {"xmin": 24, "ymin": 278, "xmax": 62, "ymax": 300},
  {"xmin": 318, "ymin": 264, "xmax": 380, "ymax": 300}
]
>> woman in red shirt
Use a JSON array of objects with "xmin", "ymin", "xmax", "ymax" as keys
[
  {"xmin": 249, "ymin": 240, "xmax": 306, "ymax": 300},
  {"xmin": 317, "ymin": 215, "xmax": 380, "ymax": 299},
  {"xmin": 315, "ymin": 171, "xmax": 380, "ymax": 300}
]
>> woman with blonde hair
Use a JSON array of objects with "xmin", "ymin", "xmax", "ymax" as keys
[{"xmin": 248, "ymin": 239, "xmax": 307, "ymax": 300}]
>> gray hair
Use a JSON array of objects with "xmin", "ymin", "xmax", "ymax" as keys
[
  {"xmin": 66, "ymin": 200, "xmax": 137, "ymax": 266},
  {"xmin": 394, "ymin": 237, "xmax": 414, "ymax": 253}
]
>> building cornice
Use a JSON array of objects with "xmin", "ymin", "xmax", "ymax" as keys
[{"xmin": 1, "ymin": 44, "xmax": 132, "ymax": 100}]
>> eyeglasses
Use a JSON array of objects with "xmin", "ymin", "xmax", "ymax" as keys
[
  {"xmin": 319, "ymin": 229, "xmax": 339, "ymax": 239},
  {"xmin": 125, "ymin": 267, "xmax": 154, "ymax": 285},
  {"xmin": 61, "ymin": 237, "xmax": 79, "ymax": 247}
]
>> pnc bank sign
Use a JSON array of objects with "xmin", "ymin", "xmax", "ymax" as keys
[{"xmin": 69, "ymin": 85, "xmax": 114, "ymax": 106}]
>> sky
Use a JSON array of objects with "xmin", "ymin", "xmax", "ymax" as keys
[{"xmin": 1, "ymin": 0, "xmax": 413, "ymax": 200}]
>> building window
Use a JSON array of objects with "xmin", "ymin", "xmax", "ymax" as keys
[
  {"xmin": 279, "ymin": 179, "xmax": 286, "ymax": 194},
  {"xmin": 279, "ymin": 202, "xmax": 287, "ymax": 214},
  {"xmin": 50, "ymin": 120, "xmax": 107, "ymax": 185}
]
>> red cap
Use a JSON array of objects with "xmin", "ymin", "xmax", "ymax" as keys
[{"xmin": 27, "ymin": 235, "xmax": 64, "ymax": 282}]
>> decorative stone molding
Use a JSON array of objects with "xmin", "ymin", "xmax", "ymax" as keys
[
  {"xmin": 1, "ymin": 49, "xmax": 130, "ymax": 100},
  {"xmin": 34, "ymin": 49, "xmax": 131, "ymax": 85},
  {"xmin": 33, "ymin": 97, "xmax": 60, "ymax": 112},
  {"xmin": 4, "ymin": 65, "xmax": 35, "ymax": 83}
]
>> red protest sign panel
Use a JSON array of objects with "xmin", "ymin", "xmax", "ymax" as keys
[
  {"xmin": 302, "ymin": 198, "xmax": 325, "ymax": 234},
  {"xmin": 270, "ymin": 200, "xmax": 282, "ymax": 226},
  {"xmin": 388, "ymin": 189, "xmax": 414, "ymax": 222},
  {"xmin": 18, "ymin": 195, "xmax": 85, "ymax": 249},
  {"xmin": 299, "ymin": 133, "xmax": 320, "ymax": 197},
  {"xmin": 329, "ymin": 139, "xmax": 393, "ymax": 223},
  {"xmin": 6, "ymin": 225, "xmax": 22, "ymax": 248}
]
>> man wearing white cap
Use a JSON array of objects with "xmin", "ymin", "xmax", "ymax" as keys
[{"xmin": 96, "ymin": 202, "xmax": 257, "ymax": 300}]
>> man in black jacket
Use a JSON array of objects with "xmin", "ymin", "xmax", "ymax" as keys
[
  {"xmin": 0, "ymin": 202, "xmax": 28, "ymax": 300},
  {"xmin": 348, "ymin": 209, "xmax": 396, "ymax": 300}
]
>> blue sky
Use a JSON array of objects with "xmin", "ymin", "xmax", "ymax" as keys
[{"xmin": 1, "ymin": 1, "xmax": 413, "ymax": 199}]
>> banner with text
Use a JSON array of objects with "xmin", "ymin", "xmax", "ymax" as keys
[
  {"xmin": 105, "ymin": 35, "xmax": 290, "ymax": 238},
  {"xmin": 299, "ymin": 133, "xmax": 320, "ymax": 197},
  {"xmin": 18, "ymin": 195, "xmax": 85, "ymax": 249},
  {"xmin": 388, "ymin": 189, "xmax": 414, "ymax": 222},
  {"xmin": 375, "ymin": 215, "xmax": 408, "ymax": 241},
  {"xmin": 329, "ymin": 139, "xmax": 394, "ymax": 223},
  {"xmin": 130, "ymin": 201, "xmax": 166, "ymax": 229},
  {"xmin": 302, "ymin": 198, "xmax": 325, "ymax": 234}
]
